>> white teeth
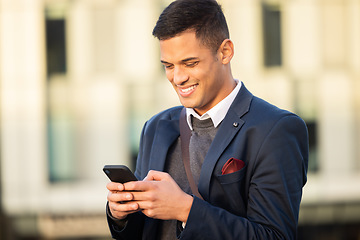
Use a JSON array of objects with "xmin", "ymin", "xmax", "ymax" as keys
[{"xmin": 181, "ymin": 85, "xmax": 196, "ymax": 93}]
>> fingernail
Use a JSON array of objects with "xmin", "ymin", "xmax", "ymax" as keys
[{"xmin": 126, "ymin": 194, "xmax": 132, "ymax": 200}]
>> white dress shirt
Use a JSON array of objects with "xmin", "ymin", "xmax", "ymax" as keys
[{"xmin": 186, "ymin": 80, "xmax": 241, "ymax": 130}]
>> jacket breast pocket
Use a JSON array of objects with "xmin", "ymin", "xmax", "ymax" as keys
[
  {"xmin": 217, "ymin": 165, "xmax": 246, "ymax": 184},
  {"xmin": 215, "ymin": 166, "xmax": 247, "ymax": 216}
]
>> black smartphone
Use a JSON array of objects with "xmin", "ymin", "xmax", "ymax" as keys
[{"xmin": 103, "ymin": 165, "xmax": 137, "ymax": 183}]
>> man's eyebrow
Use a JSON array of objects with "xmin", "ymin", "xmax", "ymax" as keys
[
  {"xmin": 181, "ymin": 57, "xmax": 199, "ymax": 63},
  {"xmin": 160, "ymin": 60, "xmax": 171, "ymax": 65},
  {"xmin": 160, "ymin": 57, "xmax": 199, "ymax": 65}
]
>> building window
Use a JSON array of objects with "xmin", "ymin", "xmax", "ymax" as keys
[
  {"xmin": 306, "ymin": 121, "xmax": 318, "ymax": 172},
  {"xmin": 45, "ymin": 18, "xmax": 67, "ymax": 76},
  {"xmin": 262, "ymin": 3, "xmax": 282, "ymax": 67}
]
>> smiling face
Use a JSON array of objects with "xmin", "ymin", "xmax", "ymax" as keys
[{"xmin": 160, "ymin": 30, "xmax": 235, "ymax": 116}]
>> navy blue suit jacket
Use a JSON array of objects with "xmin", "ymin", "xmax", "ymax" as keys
[{"xmin": 108, "ymin": 84, "xmax": 309, "ymax": 239}]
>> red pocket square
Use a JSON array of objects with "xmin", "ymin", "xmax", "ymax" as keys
[{"xmin": 221, "ymin": 158, "xmax": 245, "ymax": 175}]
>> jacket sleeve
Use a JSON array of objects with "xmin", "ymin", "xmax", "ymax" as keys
[
  {"xmin": 179, "ymin": 115, "xmax": 309, "ymax": 240},
  {"xmin": 107, "ymin": 209, "xmax": 145, "ymax": 240}
]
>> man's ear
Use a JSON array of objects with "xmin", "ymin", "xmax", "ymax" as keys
[{"xmin": 218, "ymin": 39, "xmax": 234, "ymax": 64}]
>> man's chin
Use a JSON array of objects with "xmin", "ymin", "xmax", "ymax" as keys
[{"xmin": 180, "ymin": 102, "xmax": 195, "ymax": 109}]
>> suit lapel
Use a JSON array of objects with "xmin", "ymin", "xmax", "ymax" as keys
[
  {"xmin": 198, "ymin": 83, "xmax": 253, "ymax": 200},
  {"xmin": 149, "ymin": 118, "xmax": 180, "ymax": 172}
]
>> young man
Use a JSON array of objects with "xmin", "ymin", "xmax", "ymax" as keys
[{"xmin": 106, "ymin": 0, "xmax": 309, "ymax": 239}]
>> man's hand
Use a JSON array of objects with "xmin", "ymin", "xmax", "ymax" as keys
[
  {"xmin": 106, "ymin": 182, "xmax": 140, "ymax": 220},
  {"xmin": 124, "ymin": 170, "xmax": 193, "ymax": 223}
]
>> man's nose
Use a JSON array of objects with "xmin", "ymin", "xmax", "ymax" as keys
[{"xmin": 173, "ymin": 66, "xmax": 188, "ymax": 85}]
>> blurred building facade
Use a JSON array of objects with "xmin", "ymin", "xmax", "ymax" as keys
[{"xmin": 0, "ymin": 0, "xmax": 360, "ymax": 239}]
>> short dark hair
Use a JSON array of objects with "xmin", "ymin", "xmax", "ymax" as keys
[{"xmin": 152, "ymin": 0, "xmax": 230, "ymax": 52}]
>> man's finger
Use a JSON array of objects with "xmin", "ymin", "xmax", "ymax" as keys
[
  {"xmin": 144, "ymin": 170, "xmax": 170, "ymax": 181},
  {"xmin": 107, "ymin": 191, "xmax": 134, "ymax": 202},
  {"xmin": 106, "ymin": 182, "xmax": 125, "ymax": 191},
  {"xmin": 123, "ymin": 180, "xmax": 154, "ymax": 192},
  {"xmin": 109, "ymin": 201, "xmax": 140, "ymax": 214}
]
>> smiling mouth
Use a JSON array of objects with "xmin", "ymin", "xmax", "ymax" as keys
[
  {"xmin": 178, "ymin": 84, "xmax": 198, "ymax": 97},
  {"xmin": 180, "ymin": 85, "xmax": 197, "ymax": 93}
]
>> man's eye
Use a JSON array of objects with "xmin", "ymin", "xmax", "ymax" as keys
[
  {"xmin": 186, "ymin": 62, "xmax": 199, "ymax": 67},
  {"xmin": 164, "ymin": 65, "xmax": 174, "ymax": 69}
]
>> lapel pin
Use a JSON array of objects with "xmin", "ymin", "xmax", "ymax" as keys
[{"xmin": 233, "ymin": 122, "xmax": 239, "ymax": 127}]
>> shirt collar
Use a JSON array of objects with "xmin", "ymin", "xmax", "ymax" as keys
[{"xmin": 186, "ymin": 80, "xmax": 241, "ymax": 130}]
